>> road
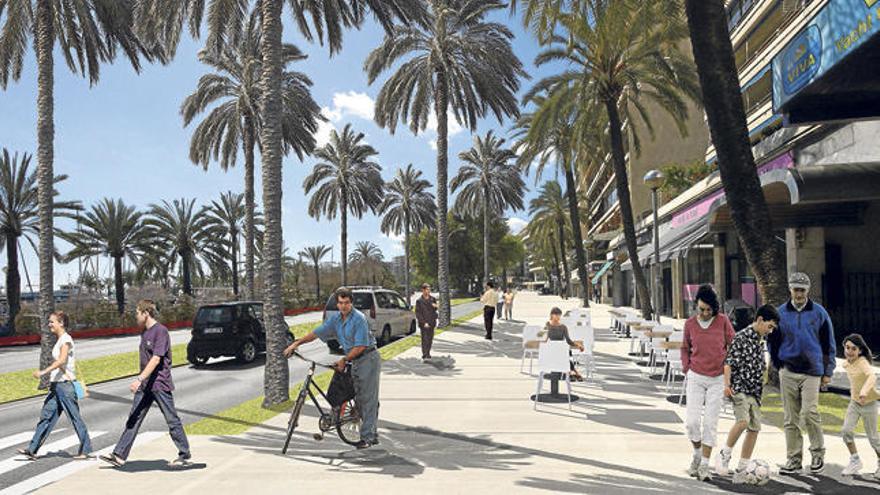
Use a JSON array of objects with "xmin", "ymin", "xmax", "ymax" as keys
[
  {"xmin": 0, "ymin": 302, "xmax": 481, "ymax": 492},
  {"xmin": 0, "ymin": 312, "xmax": 323, "ymax": 374}
]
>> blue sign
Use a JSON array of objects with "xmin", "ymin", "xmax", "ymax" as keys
[{"xmin": 772, "ymin": 0, "xmax": 880, "ymax": 111}]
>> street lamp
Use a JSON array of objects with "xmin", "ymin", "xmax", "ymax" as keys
[{"xmin": 644, "ymin": 169, "xmax": 665, "ymax": 322}]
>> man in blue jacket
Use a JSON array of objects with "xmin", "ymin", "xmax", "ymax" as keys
[{"xmin": 768, "ymin": 272, "xmax": 836, "ymax": 475}]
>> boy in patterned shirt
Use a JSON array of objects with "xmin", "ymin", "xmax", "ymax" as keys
[{"xmin": 716, "ymin": 304, "xmax": 780, "ymax": 480}]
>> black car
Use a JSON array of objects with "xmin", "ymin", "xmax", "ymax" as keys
[{"xmin": 187, "ymin": 302, "xmax": 288, "ymax": 365}]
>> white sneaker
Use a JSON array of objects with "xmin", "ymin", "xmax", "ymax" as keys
[
  {"xmin": 716, "ymin": 448, "xmax": 732, "ymax": 476},
  {"xmin": 687, "ymin": 455, "xmax": 700, "ymax": 477},
  {"xmin": 697, "ymin": 463, "xmax": 712, "ymax": 481},
  {"xmin": 842, "ymin": 456, "xmax": 863, "ymax": 476}
]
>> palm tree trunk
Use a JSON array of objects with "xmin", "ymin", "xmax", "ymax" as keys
[
  {"xmin": 563, "ymin": 163, "xmax": 591, "ymax": 307},
  {"xmin": 435, "ymin": 73, "xmax": 451, "ymax": 327},
  {"xmin": 341, "ymin": 196, "xmax": 348, "ymax": 287},
  {"xmin": 35, "ymin": 0, "xmax": 56, "ymax": 390},
  {"xmin": 243, "ymin": 118, "xmax": 256, "ymax": 300},
  {"xmin": 181, "ymin": 251, "xmax": 193, "ymax": 296},
  {"xmin": 231, "ymin": 230, "xmax": 239, "ymax": 297},
  {"xmin": 6, "ymin": 234, "xmax": 21, "ymax": 334},
  {"xmin": 314, "ymin": 262, "xmax": 320, "ymax": 301},
  {"xmin": 556, "ymin": 222, "xmax": 570, "ymax": 298},
  {"xmin": 549, "ymin": 233, "xmax": 562, "ymax": 297},
  {"xmin": 483, "ymin": 186, "xmax": 490, "ymax": 285},
  {"xmin": 684, "ymin": 0, "xmax": 788, "ymax": 306},
  {"xmin": 113, "ymin": 255, "xmax": 125, "ymax": 314},
  {"xmin": 604, "ymin": 97, "xmax": 654, "ymax": 319},
  {"xmin": 404, "ymin": 216, "xmax": 411, "ymax": 303},
  {"xmin": 258, "ymin": 0, "xmax": 289, "ymax": 406}
]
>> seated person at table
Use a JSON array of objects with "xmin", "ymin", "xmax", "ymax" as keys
[{"xmin": 543, "ymin": 307, "xmax": 585, "ymax": 381}]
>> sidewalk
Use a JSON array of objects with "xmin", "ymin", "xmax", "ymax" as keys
[{"xmin": 32, "ymin": 293, "xmax": 880, "ymax": 494}]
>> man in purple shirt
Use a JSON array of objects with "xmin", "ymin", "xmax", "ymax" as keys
[{"xmin": 100, "ymin": 300, "xmax": 191, "ymax": 468}]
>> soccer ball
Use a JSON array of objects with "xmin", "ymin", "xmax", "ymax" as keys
[{"xmin": 741, "ymin": 459, "xmax": 771, "ymax": 486}]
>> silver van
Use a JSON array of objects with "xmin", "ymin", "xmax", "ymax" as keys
[{"xmin": 322, "ymin": 286, "xmax": 416, "ymax": 351}]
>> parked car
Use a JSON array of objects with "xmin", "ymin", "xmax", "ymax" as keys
[
  {"xmin": 322, "ymin": 286, "xmax": 416, "ymax": 352},
  {"xmin": 187, "ymin": 302, "xmax": 290, "ymax": 365}
]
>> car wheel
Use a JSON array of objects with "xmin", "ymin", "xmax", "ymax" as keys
[
  {"xmin": 379, "ymin": 325, "xmax": 392, "ymax": 347},
  {"xmin": 237, "ymin": 339, "xmax": 257, "ymax": 363},
  {"xmin": 407, "ymin": 319, "xmax": 416, "ymax": 335},
  {"xmin": 190, "ymin": 356, "xmax": 208, "ymax": 366}
]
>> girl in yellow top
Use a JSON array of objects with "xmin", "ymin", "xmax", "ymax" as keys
[{"xmin": 840, "ymin": 333, "xmax": 880, "ymax": 478}]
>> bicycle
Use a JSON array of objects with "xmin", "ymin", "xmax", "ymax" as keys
[{"xmin": 282, "ymin": 350, "xmax": 362, "ymax": 454}]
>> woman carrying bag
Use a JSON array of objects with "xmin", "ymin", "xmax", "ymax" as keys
[{"xmin": 18, "ymin": 311, "xmax": 93, "ymax": 460}]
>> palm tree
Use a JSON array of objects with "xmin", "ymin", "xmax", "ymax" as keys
[
  {"xmin": 527, "ymin": 2, "xmax": 700, "ymax": 318},
  {"xmin": 378, "ymin": 164, "xmax": 436, "ymax": 300},
  {"xmin": 1, "ymin": 0, "xmax": 153, "ymax": 387},
  {"xmin": 303, "ymin": 124, "xmax": 384, "ymax": 287},
  {"xmin": 298, "ymin": 245, "xmax": 332, "ymax": 302},
  {"xmin": 181, "ymin": 12, "xmax": 321, "ymax": 300},
  {"xmin": 59, "ymin": 199, "xmax": 151, "ymax": 314},
  {"xmin": 682, "ymin": 0, "xmax": 787, "ymax": 304},
  {"xmin": 203, "ymin": 191, "xmax": 264, "ymax": 298},
  {"xmin": 451, "ymin": 131, "xmax": 525, "ymax": 286},
  {"xmin": 145, "ymin": 199, "xmax": 214, "ymax": 296},
  {"xmin": 349, "ymin": 241, "xmax": 384, "ymax": 285},
  {"xmin": 0, "ymin": 149, "xmax": 80, "ymax": 332},
  {"xmin": 365, "ymin": 0, "xmax": 527, "ymax": 326},
  {"xmin": 527, "ymin": 181, "xmax": 573, "ymax": 297}
]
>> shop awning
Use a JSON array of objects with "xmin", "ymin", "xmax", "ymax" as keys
[
  {"xmin": 591, "ymin": 261, "xmax": 614, "ymax": 284},
  {"xmin": 761, "ymin": 162, "xmax": 880, "ymax": 205},
  {"xmin": 620, "ymin": 218, "xmax": 710, "ymax": 271}
]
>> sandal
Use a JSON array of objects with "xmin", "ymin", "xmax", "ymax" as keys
[
  {"xmin": 17, "ymin": 449, "xmax": 36, "ymax": 461},
  {"xmin": 99, "ymin": 453, "xmax": 125, "ymax": 467}
]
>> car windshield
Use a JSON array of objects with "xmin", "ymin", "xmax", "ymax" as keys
[
  {"xmin": 325, "ymin": 293, "xmax": 373, "ymax": 311},
  {"xmin": 195, "ymin": 307, "xmax": 234, "ymax": 325}
]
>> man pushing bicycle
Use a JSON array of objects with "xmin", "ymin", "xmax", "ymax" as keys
[{"xmin": 284, "ymin": 287, "xmax": 381, "ymax": 449}]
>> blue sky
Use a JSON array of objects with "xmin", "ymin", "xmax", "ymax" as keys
[{"xmin": 0, "ymin": 9, "xmax": 557, "ymax": 290}]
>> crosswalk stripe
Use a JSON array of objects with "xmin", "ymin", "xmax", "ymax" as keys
[
  {"xmin": 0, "ymin": 431, "xmax": 63, "ymax": 452},
  {"xmin": 0, "ymin": 432, "xmax": 162, "ymax": 495},
  {"xmin": 0, "ymin": 432, "xmax": 104, "ymax": 478}
]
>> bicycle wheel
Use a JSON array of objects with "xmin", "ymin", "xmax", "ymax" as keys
[
  {"xmin": 282, "ymin": 387, "xmax": 308, "ymax": 454},
  {"xmin": 335, "ymin": 399, "xmax": 363, "ymax": 446}
]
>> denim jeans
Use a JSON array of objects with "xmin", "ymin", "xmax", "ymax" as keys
[
  {"xmin": 28, "ymin": 381, "xmax": 92, "ymax": 455},
  {"xmin": 351, "ymin": 350, "xmax": 381, "ymax": 443},
  {"xmin": 113, "ymin": 389, "xmax": 190, "ymax": 460}
]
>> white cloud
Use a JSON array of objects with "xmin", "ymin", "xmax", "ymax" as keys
[
  {"xmin": 327, "ymin": 91, "xmax": 375, "ymax": 122},
  {"xmin": 507, "ymin": 217, "xmax": 528, "ymax": 235},
  {"xmin": 426, "ymin": 110, "xmax": 464, "ymax": 137},
  {"xmin": 429, "ymin": 139, "xmax": 437, "ymax": 151},
  {"xmin": 314, "ymin": 118, "xmax": 336, "ymax": 147}
]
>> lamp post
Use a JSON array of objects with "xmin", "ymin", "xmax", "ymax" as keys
[{"xmin": 644, "ymin": 169, "xmax": 665, "ymax": 322}]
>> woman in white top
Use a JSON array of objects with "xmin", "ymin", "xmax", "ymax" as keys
[{"xmin": 18, "ymin": 311, "xmax": 92, "ymax": 460}]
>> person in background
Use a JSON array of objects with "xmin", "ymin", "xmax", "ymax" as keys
[
  {"xmin": 496, "ymin": 286, "xmax": 504, "ymax": 321},
  {"xmin": 415, "ymin": 283, "xmax": 439, "ymax": 362},
  {"xmin": 839, "ymin": 334, "xmax": 880, "ymax": 478},
  {"xmin": 18, "ymin": 311, "xmax": 92, "ymax": 461},
  {"xmin": 681, "ymin": 284, "xmax": 735, "ymax": 482},
  {"xmin": 480, "ymin": 282, "xmax": 498, "ymax": 340},
  {"xmin": 504, "ymin": 289, "xmax": 515, "ymax": 320}
]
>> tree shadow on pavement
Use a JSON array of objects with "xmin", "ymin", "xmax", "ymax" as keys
[
  {"xmin": 381, "ymin": 356, "xmax": 461, "ymax": 378},
  {"xmin": 98, "ymin": 460, "xmax": 208, "ymax": 473}
]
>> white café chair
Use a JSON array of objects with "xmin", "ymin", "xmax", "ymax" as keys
[
  {"xmin": 568, "ymin": 321, "xmax": 595, "ymax": 380},
  {"xmin": 648, "ymin": 324, "xmax": 675, "ymax": 375},
  {"xmin": 664, "ymin": 330, "xmax": 686, "ymax": 392},
  {"xmin": 533, "ymin": 341, "xmax": 574, "ymax": 411},
  {"xmin": 520, "ymin": 325, "xmax": 542, "ymax": 375},
  {"xmin": 634, "ymin": 320, "xmax": 657, "ymax": 356}
]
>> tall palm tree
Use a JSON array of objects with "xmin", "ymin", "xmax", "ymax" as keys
[
  {"xmin": 682, "ymin": 0, "xmax": 787, "ymax": 304},
  {"xmin": 378, "ymin": 164, "xmax": 436, "ymax": 300},
  {"xmin": 1, "ymin": 0, "xmax": 153, "ymax": 386},
  {"xmin": 0, "ymin": 149, "xmax": 80, "ymax": 332},
  {"xmin": 303, "ymin": 124, "xmax": 384, "ymax": 287},
  {"xmin": 365, "ymin": 0, "xmax": 527, "ymax": 326},
  {"xmin": 181, "ymin": 12, "xmax": 321, "ymax": 300},
  {"xmin": 349, "ymin": 241, "xmax": 384, "ymax": 285},
  {"xmin": 298, "ymin": 245, "xmax": 331, "ymax": 302},
  {"xmin": 203, "ymin": 191, "xmax": 264, "ymax": 298},
  {"xmin": 145, "ymin": 199, "xmax": 214, "ymax": 296},
  {"xmin": 59, "ymin": 199, "xmax": 150, "ymax": 314},
  {"xmin": 528, "ymin": 2, "xmax": 700, "ymax": 318},
  {"xmin": 451, "ymin": 131, "xmax": 525, "ymax": 285},
  {"xmin": 527, "ymin": 181, "xmax": 573, "ymax": 297}
]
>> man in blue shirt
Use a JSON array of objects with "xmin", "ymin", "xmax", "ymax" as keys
[
  {"xmin": 768, "ymin": 272, "xmax": 836, "ymax": 475},
  {"xmin": 284, "ymin": 288, "xmax": 380, "ymax": 449}
]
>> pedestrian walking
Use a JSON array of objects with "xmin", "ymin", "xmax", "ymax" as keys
[
  {"xmin": 481, "ymin": 282, "xmax": 498, "ymax": 340},
  {"xmin": 496, "ymin": 286, "xmax": 504, "ymax": 321},
  {"xmin": 100, "ymin": 300, "xmax": 191, "ymax": 468},
  {"xmin": 415, "ymin": 283, "xmax": 439, "ymax": 361},
  {"xmin": 681, "ymin": 284, "xmax": 735, "ymax": 481},
  {"xmin": 716, "ymin": 304, "xmax": 780, "ymax": 481},
  {"xmin": 504, "ymin": 289, "xmax": 515, "ymax": 320},
  {"xmin": 18, "ymin": 311, "xmax": 92, "ymax": 460},
  {"xmin": 839, "ymin": 334, "xmax": 880, "ymax": 478},
  {"xmin": 769, "ymin": 272, "xmax": 836, "ymax": 475},
  {"xmin": 284, "ymin": 288, "xmax": 381, "ymax": 449}
]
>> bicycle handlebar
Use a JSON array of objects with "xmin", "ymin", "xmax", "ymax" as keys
[{"xmin": 291, "ymin": 350, "xmax": 336, "ymax": 369}]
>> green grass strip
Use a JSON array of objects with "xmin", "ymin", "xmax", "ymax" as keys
[
  {"xmin": 451, "ymin": 297, "xmax": 477, "ymax": 306},
  {"xmin": 185, "ymin": 308, "xmax": 484, "ymax": 436},
  {"xmin": 761, "ymin": 391, "xmax": 879, "ymax": 434}
]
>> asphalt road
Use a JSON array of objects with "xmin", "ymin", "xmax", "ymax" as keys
[{"xmin": 0, "ymin": 302, "xmax": 481, "ymax": 491}]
